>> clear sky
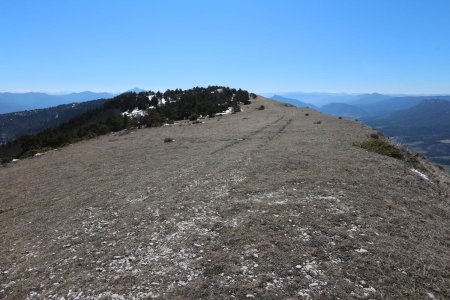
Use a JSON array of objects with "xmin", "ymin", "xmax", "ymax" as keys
[{"xmin": 1, "ymin": 0, "xmax": 450, "ymax": 94}]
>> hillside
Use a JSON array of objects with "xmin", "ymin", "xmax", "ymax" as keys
[
  {"xmin": 0, "ymin": 86, "xmax": 250, "ymax": 160},
  {"xmin": 0, "ymin": 99, "xmax": 107, "ymax": 143},
  {"xmin": 1, "ymin": 97, "xmax": 449, "ymax": 299}
]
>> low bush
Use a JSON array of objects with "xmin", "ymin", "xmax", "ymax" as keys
[
  {"xmin": 164, "ymin": 137, "xmax": 174, "ymax": 143},
  {"xmin": 258, "ymin": 105, "xmax": 265, "ymax": 110},
  {"xmin": 359, "ymin": 139, "xmax": 403, "ymax": 159},
  {"xmin": 370, "ymin": 132, "xmax": 385, "ymax": 139},
  {"xmin": 1, "ymin": 157, "xmax": 11, "ymax": 165},
  {"xmin": 305, "ymin": 113, "xmax": 309, "ymax": 116},
  {"xmin": 189, "ymin": 113, "xmax": 199, "ymax": 121}
]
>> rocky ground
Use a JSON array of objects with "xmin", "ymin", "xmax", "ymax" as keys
[{"xmin": 1, "ymin": 97, "xmax": 449, "ymax": 299}]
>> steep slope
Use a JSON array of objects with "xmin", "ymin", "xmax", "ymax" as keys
[
  {"xmin": 0, "ymin": 97, "xmax": 449, "ymax": 299},
  {"xmin": 0, "ymin": 99, "xmax": 108, "ymax": 143}
]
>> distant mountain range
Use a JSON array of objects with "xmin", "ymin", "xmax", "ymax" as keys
[
  {"xmin": 0, "ymin": 91, "xmax": 116, "ymax": 114},
  {"xmin": 270, "ymin": 92, "xmax": 450, "ymax": 118},
  {"xmin": 271, "ymin": 95, "xmax": 317, "ymax": 108},
  {"xmin": 319, "ymin": 103, "xmax": 369, "ymax": 118},
  {"xmin": 364, "ymin": 99, "xmax": 450, "ymax": 168},
  {"xmin": 0, "ymin": 99, "xmax": 108, "ymax": 143}
]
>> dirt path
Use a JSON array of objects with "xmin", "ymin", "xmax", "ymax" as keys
[{"xmin": 1, "ymin": 97, "xmax": 449, "ymax": 299}]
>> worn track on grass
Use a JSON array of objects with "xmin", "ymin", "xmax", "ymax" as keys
[{"xmin": 1, "ymin": 97, "xmax": 449, "ymax": 299}]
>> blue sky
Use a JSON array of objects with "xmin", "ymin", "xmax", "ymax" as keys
[{"xmin": 1, "ymin": 0, "xmax": 450, "ymax": 94}]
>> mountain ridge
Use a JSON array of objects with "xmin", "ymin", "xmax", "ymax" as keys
[
  {"xmin": 0, "ymin": 91, "xmax": 116, "ymax": 114},
  {"xmin": 1, "ymin": 96, "xmax": 449, "ymax": 299}
]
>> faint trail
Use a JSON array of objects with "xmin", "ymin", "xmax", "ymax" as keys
[
  {"xmin": 210, "ymin": 114, "xmax": 286, "ymax": 155},
  {"xmin": 267, "ymin": 118, "xmax": 292, "ymax": 141}
]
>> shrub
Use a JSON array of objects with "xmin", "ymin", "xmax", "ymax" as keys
[
  {"xmin": 192, "ymin": 120, "xmax": 202, "ymax": 124},
  {"xmin": 20, "ymin": 147, "xmax": 53, "ymax": 159},
  {"xmin": 314, "ymin": 121, "xmax": 322, "ymax": 124},
  {"xmin": 370, "ymin": 131, "xmax": 384, "ymax": 139},
  {"xmin": 1, "ymin": 157, "xmax": 11, "ymax": 165},
  {"xmin": 144, "ymin": 111, "xmax": 164, "ymax": 127},
  {"xmin": 189, "ymin": 113, "xmax": 199, "ymax": 121},
  {"xmin": 305, "ymin": 113, "xmax": 309, "ymax": 116},
  {"xmin": 338, "ymin": 116, "xmax": 343, "ymax": 119},
  {"xmin": 164, "ymin": 138, "xmax": 174, "ymax": 143},
  {"xmin": 359, "ymin": 139, "xmax": 403, "ymax": 159},
  {"xmin": 258, "ymin": 105, "xmax": 265, "ymax": 110},
  {"xmin": 249, "ymin": 93, "xmax": 257, "ymax": 99}
]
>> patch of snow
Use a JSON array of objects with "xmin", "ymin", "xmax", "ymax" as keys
[
  {"xmin": 12, "ymin": 159, "xmax": 20, "ymax": 163},
  {"xmin": 318, "ymin": 196, "xmax": 338, "ymax": 201},
  {"xmin": 34, "ymin": 152, "xmax": 44, "ymax": 157},
  {"xmin": 215, "ymin": 107, "xmax": 233, "ymax": 116},
  {"xmin": 355, "ymin": 248, "xmax": 368, "ymax": 254},
  {"xmin": 410, "ymin": 168, "xmax": 429, "ymax": 181},
  {"xmin": 122, "ymin": 108, "xmax": 147, "ymax": 118}
]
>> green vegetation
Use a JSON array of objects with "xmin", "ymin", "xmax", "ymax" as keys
[
  {"xmin": 0, "ymin": 86, "xmax": 250, "ymax": 161},
  {"xmin": 359, "ymin": 139, "xmax": 404, "ymax": 159},
  {"xmin": 188, "ymin": 113, "xmax": 199, "ymax": 121}
]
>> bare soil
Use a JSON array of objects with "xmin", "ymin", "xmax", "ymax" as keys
[{"xmin": 1, "ymin": 97, "xmax": 449, "ymax": 299}]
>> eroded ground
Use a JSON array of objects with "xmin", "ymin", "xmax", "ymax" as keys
[{"xmin": 1, "ymin": 98, "xmax": 449, "ymax": 299}]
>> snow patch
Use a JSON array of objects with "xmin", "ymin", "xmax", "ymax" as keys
[
  {"xmin": 410, "ymin": 168, "xmax": 429, "ymax": 181},
  {"xmin": 122, "ymin": 108, "xmax": 147, "ymax": 118},
  {"xmin": 215, "ymin": 107, "xmax": 233, "ymax": 116},
  {"xmin": 355, "ymin": 248, "xmax": 368, "ymax": 254}
]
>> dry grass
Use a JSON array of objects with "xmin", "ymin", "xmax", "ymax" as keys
[{"xmin": 1, "ymin": 97, "xmax": 449, "ymax": 299}]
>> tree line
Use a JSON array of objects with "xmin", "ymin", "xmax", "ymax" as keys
[{"xmin": 0, "ymin": 86, "xmax": 252, "ymax": 162}]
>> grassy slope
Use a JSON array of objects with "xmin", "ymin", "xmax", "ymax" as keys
[{"xmin": 0, "ymin": 97, "xmax": 449, "ymax": 299}]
